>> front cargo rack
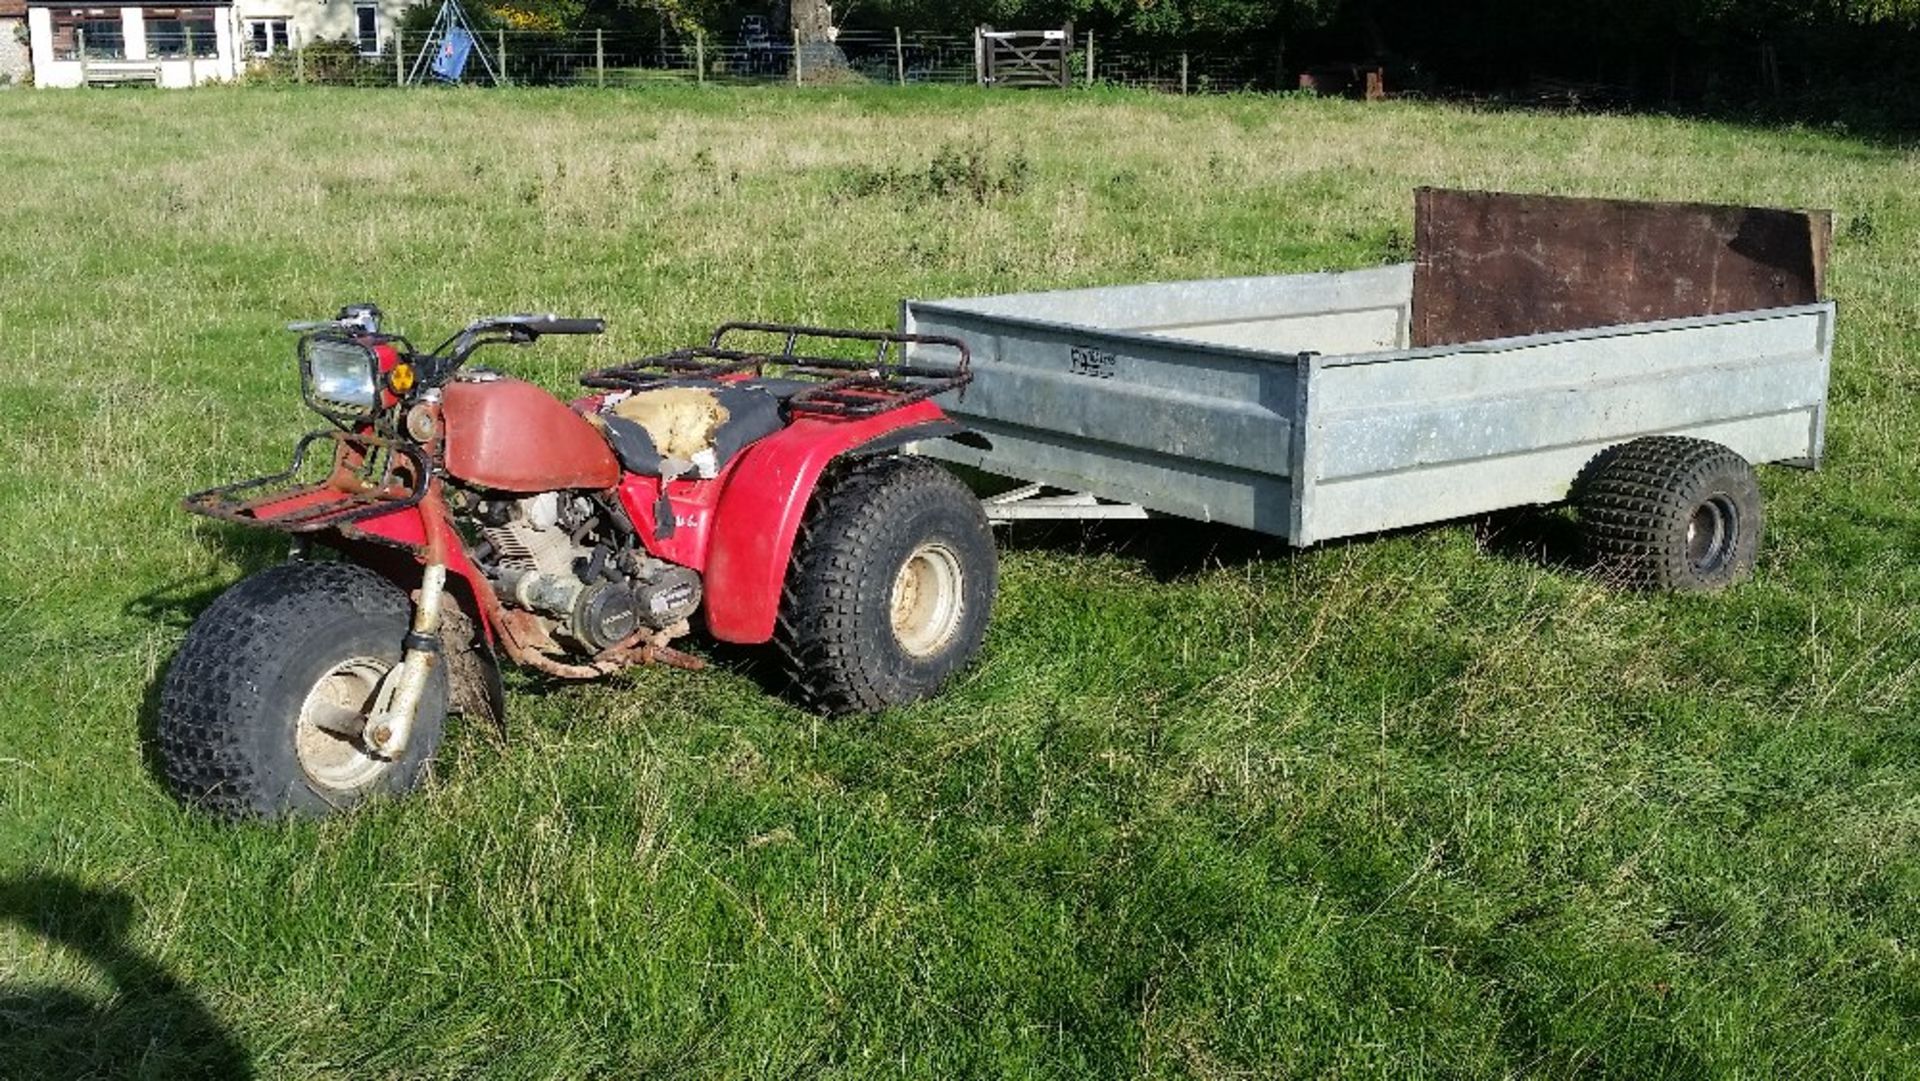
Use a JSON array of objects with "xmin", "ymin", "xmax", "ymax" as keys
[
  {"xmin": 580, "ymin": 322, "xmax": 972, "ymax": 419},
  {"xmin": 183, "ymin": 431, "xmax": 429, "ymax": 533}
]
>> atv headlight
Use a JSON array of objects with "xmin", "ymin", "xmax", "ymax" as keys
[{"xmin": 301, "ymin": 335, "xmax": 379, "ymax": 420}]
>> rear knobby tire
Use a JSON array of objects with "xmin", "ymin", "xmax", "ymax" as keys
[
  {"xmin": 157, "ymin": 561, "xmax": 449, "ymax": 819},
  {"xmin": 776, "ymin": 455, "xmax": 997, "ymax": 715},
  {"xmin": 1577, "ymin": 436, "xmax": 1763, "ymax": 593}
]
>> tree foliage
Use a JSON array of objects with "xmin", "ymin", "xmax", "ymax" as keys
[
  {"xmin": 464, "ymin": 0, "xmax": 1920, "ymax": 122},
  {"xmin": 483, "ymin": 0, "xmax": 1920, "ymax": 46}
]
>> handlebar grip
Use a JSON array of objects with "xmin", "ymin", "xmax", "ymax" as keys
[{"xmin": 524, "ymin": 316, "xmax": 605, "ymax": 336}]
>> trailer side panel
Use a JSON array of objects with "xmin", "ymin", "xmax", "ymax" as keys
[
  {"xmin": 904, "ymin": 267, "xmax": 1414, "ymax": 538},
  {"xmin": 1295, "ymin": 304, "xmax": 1835, "ymax": 544},
  {"xmin": 903, "ymin": 309, "xmax": 1304, "ymax": 535}
]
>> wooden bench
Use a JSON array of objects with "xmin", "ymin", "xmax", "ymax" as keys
[{"xmin": 83, "ymin": 62, "xmax": 163, "ymax": 87}]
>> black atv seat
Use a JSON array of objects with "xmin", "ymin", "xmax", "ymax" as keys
[
  {"xmin": 599, "ymin": 383, "xmax": 785, "ymax": 478},
  {"xmin": 736, "ymin": 377, "xmax": 815, "ymax": 401}
]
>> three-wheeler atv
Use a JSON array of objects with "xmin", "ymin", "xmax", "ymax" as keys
[{"xmin": 161, "ymin": 306, "xmax": 997, "ymax": 818}]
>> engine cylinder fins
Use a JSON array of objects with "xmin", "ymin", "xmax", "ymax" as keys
[
  {"xmin": 473, "ymin": 491, "xmax": 704, "ymax": 654},
  {"xmin": 481, "ymin": 524, "xmax": 537, "ymax": 569}
]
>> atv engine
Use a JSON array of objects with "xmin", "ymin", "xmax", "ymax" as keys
[{"xmin": 474, "ymin": 491, "xmax": 700, "ymax": 652}]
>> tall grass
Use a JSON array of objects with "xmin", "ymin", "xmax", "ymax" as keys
[{"xmin": 0, "ymin": 86, "xmax": 1915, "ymax": 1077}]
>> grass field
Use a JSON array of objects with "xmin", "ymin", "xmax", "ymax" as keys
[{"xmin": 0, "ymin": 85, "xmax": 1916, "ymax": 1078}]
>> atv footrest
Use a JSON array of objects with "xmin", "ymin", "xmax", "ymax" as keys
[
  {"xmin": 184, "ymin": 431, "xmax": 429, "ymax": 532},
  {"xmin": 581, "ymin": 322, "xmax": 971, "ymax": 419}
]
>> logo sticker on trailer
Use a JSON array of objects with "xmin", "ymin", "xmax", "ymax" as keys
[{"xmin": 1069, "ymin": 345, "xmax": 1116, "ymax": 378}]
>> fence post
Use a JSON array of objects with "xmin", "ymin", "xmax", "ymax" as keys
[
  {"xmin": 695, "ymin": 30, "xmax": 704, "ymax": 85},
  {"xmin": 497, "ymin": 29, "xmax": 506, "ymax": 85},
  {"xmin": 793, "ymin": 29, "xmax": 802, "ymax": 85},
  {"xmin": 894, "ymin": 26, "xmax": 904, "ymax": 86},
  {"xmin": 395, "ymin": 29, "xmax": 405, "ymax": 85},
  {"xmin": 186, "ymin": 24, "xmax": 197, "ymax": 85},
  {"xmin": 77, "ymin": 26, "xmax": 88, "ymax": 84},
  {"xmin": 973, "ymin": 26, "xmax": 983, "ymax": 86},
  {"xmin": 295, "ymin": 28, "xmax": 305, "ymax": 84},
  {"xmin": 1180, "ymin": 51, "xmax": 1188, "ymax": 94},
  {"xmin": 595, "ymin": 28, "xmax": 605, "ymax": 87},
  {"xmin": 1084, "ymin": 30, "xmax": 1093, "ymax": 87}
]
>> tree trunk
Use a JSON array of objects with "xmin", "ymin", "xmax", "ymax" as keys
[{"xmin": 790, "ymin": 0, "xmax": 845, "ymax": 77}]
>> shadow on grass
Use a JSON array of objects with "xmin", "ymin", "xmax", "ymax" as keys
[
  {"xmin": 126, "ymin": 575, "xmax": 232, "ymax": 632},
  {"xmin": 995, "ymin": 516, "xmax": 1296, "ymax": 582},
  {"xmin": 699, "ymin": 638, "xmax": 790, "ymax": 701},
  {"xmin": 128, "ymin": 524, "xmax": 290, "ymax": 631},
  {"xmin": 1470, "ymin": 506, "xmax": 1593, "ymax": 574},
  {"xmin": 1442, "ymin": 90, "xmax": 1920, "ymax": 152},
  {"xmin": 993, "ymin": 510, "xmax": 1597, "ymax": 583},
  {"xmin": 0, "ymin": 874, "xmax": 252, "ymax": 1079},
  {"xmin": 135, "ymin": 658, "xmax": 176, "ymax": 805}
]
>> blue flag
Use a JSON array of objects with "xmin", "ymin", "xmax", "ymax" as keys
[{"xmin": 431, "ymin": 27, "xmax": 474, "ymax": 81}]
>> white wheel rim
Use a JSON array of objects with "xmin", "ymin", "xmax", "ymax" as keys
[
  {"xmin": 1686, "ymin": 495, "xmax": 1738, "ymax": 573},
  {"xmin": 890, "ymin": 542, "xmax": 965, "ymax": 658},
  {"xmin": 295, "ymin": 656, "xmax": 394, "ymax": 793}
]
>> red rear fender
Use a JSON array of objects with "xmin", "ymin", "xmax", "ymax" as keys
[{"xmin": 699, "ymin": 402, "xmax": 954, "ymax": 644}]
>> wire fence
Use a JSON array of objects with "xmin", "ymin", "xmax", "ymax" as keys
[
  {"xmin": 1088, "ymin": 49, "xmax": 1278, "ymax": 95},
  {"xmin": 246, "ymin": 28, "xmax": 1295, "ymax": 96},
  {"xmin": 489, "ymin": 29, "xmax": 989, "ymax": 88}
]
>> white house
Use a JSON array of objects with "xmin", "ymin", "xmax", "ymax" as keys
[{"xmin": 25, "ymin": 0, "xmax": 417, "ymax": 87}]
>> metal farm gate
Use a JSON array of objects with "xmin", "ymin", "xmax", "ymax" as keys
[{"xmin": 977, "ymin": 24, "xmax": 1073, "ymax": 88}]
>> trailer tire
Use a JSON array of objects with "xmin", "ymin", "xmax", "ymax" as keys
[
  {"xmin": 1577, "ymin": 436, "xmax": 1763, "ymax": 593},
  {"xmin": 776, "ymin": 455, "xmax": 997, "ymax": 716},
  {"xmin": 157, "ymin": 561, "xmax": 449, "ymax": 819}
]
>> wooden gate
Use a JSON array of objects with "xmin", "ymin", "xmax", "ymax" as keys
[{"xmin": 977, "ymin": 24, "xmax": 1073, "ymax": 88}]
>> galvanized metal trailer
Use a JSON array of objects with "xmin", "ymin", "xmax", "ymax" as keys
[{"xmin": 902, "ymin": 189, "xmax": 1835, "ymax": 585}]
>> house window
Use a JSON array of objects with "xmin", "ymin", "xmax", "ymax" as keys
[
  {"xmin": 146, "ymin": 8, "xmax": 219, "ymax": 58},
  {"xmin": 248, "ymin": 18, "xmax": 290, "ymax": 56},
  {"xmin": 354, "ymin": 3, "xmax": 378, "ymax": 55},
  {"xmin": 50, "ymin": 9, "xmax": 126, "ymax": 59}
]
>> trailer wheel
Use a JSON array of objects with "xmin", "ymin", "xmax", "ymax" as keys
[
  {"xmin": 157, "ymin": 561, "xmax": 449, "ymax": 819},
  {"xmin": 1577, "ymin": 436, "xmax": 1763, "ymax": 592},
  {"xmin": 777, "ymin": 456, "xmax": 997, "ymax": 715}
]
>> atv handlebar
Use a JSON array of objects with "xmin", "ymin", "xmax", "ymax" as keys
[
  {"xmin": 418, "ymin": 313, "xmax": 607, "ymax": 382},
  {"xmin": 493, "ymin": 314, "xmax": 606, "ymax": 337}
]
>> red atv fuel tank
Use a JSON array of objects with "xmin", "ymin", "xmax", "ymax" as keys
[{"xmin": 441, "ymin": 377, "xmax": 621, "ymax": 493}]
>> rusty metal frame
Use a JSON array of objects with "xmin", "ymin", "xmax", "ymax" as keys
[
  {"xmin": 579, "ymin": 322, "xmax": 972, "ymax": 419},
  {"xmin": 182, "ymin": 430, "xmax": 430, "ymax": 532}
]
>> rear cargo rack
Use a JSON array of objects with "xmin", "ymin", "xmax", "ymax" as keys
[
  {"xmin": 183, "ymin": 431, "xmax": 429, "ymax": 532},
  {"xmin": 580, "ymin": 322, "xmax": 972, "ymax": 419}
]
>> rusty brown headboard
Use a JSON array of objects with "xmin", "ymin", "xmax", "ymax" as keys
[{"xmin": 1410, "ymin": 188, "xmax": 1832, "ymax": 348}]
